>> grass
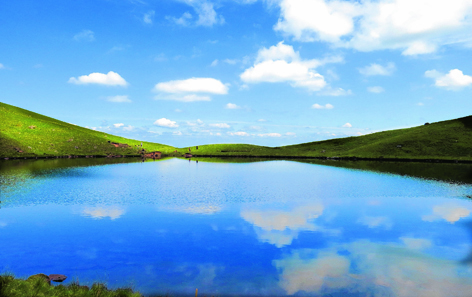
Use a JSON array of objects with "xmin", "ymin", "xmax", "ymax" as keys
[
  {"xmin": 2, "ymin": 101, "xmax": 472, "ymax": 161},
  {"xmin": 0, "ymin": 102, "xmax": 176, "ymax": 159},
  {"xmin": 0, "ymin": 274, "xmax": 142, "ymax": 297},
  {"xmin": 183, "ymin": 116, "xmax": 472, "ymax": 161}
]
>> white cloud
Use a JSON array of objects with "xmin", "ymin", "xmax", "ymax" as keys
[
  {"xmin": 258, "ymin": 133, "xmax": 282, "ymax": 137},
  {"xmin": 273, "ymin": 0, "xmax": 472, "ymax": 55},
  {"xmin": 425, "ymin": 69, "xmax": 472, "ymax": 90},
  {"xmin": 367, "ymin": 86, "xmax": 385, "ymax": 93},
  {"xmin": 0, "ymin": 63, "xmax": 4, "ymax": 69},
  {"xmin": 210, "ymin": 59, "xmax": 218, "ymax": 67},
  {"xmin": 241, "ymin": 42, "xmax": 344, "ymax": 92},
  {"xmin": 107, "ymin": 95, "xmax": 132, "ymax": 103},
  {"xmin": 320, "ymin": 87, "xmax": 352, "ymax": 96},
  {"xmin": 422, "ymin": 204, "xmax": 471, "ymax": 223},
  {"xmin": 155, "ymin": 94, "xmax": 211, "ymax": 102},
  {"xmin": 225, "ymin": 103, "xmax": 241, "ymax": 109},
  {"xmin": 257, "ymin": 119, "xmax": 266, "ymax": 122},
  {"xmin": 286, "ymin": 132, "xmax": 296, "ymax": 136},
  {"xmin": 173, "ymin": 131, "xmax": 183, "ymax": 136},
  {"xmin": 228, "ymin": 131, "xmax": 249, "ymax": 136},
  {"xmin": 113, "ymin": 123, "xmax": 124, "ymax": 128},
  {"xmin": 357, "ymin": 215, "xmax": 393, "ymax": 229},
  {"xmin": 359, "ymin": 63, "xmax": 395, "ymax": 76},
  {"xmin": 312, "ymin": 103, "xmax": 334, "ymax": 109},
  {"xmin": 168, "ymin": 0, "xmax": 224, "ymax": 27},
  {"xmin": 209, "ymin": 123, "xmax": 230, "ymax": 128},
  {"xmin": 69, "ymin": 71, "xmax": 128, "ymax": 86},
  {"xmin": 154, "ymin": 77, "xmax": 228, "ymax": 94},
  {"xmin": 342, "ymin": 122, "xmax": 352, "ymax": 128},
  {"xmin": 167, "ymin": 12, "xmax": 193, "ymax": 26},
  {"xmin": 82, "ymin": 206, "xmax": 125, "ymax": 220},
  {"xmin": 73, "ymin": 30, "xmax": 95, "ymax": 42},
  {"xmin": 154, "ymin": 118, "xmax": 179, "ymax": 128},
  {"xmin": 143, "ymin": 10, "xmax": 155, "ymax": 24}
]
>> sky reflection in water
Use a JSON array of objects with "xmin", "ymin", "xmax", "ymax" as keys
[{"xmin": 1, "ymin": 158, "xmax": 472, "ymax": 296}]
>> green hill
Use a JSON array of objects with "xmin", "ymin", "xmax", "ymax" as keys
[
  {"xmin": 185, "ymin": 116, "xmax": 472, "ymax": 161},
  {"xmin": 2, "ymin": 101, "xmax": 472, "ymax": 161},
  {"xmin": 0, "ymin": 102, "xmax": 175, "ymax": 158}
]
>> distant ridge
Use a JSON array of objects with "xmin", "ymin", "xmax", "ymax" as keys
[{"xmin": 1, "ymin": 102, "xmax": 472, "ymax": 161}]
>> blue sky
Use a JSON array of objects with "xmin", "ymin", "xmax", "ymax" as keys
[{"xmin": 1, "ymin": 0, "xmax": 472, "ymax": 147}]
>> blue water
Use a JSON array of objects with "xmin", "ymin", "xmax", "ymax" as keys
[{"xmin": 1, "ymin": 158, "xmax": 472, "ymax": 296}]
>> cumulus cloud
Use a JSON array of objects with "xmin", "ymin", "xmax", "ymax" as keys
[
  {"xmin": 113, "ymin": 123, "xmax": 124, "ymax": 128},
  {"xmin": 167, "ymin": 0, "xmax": 224, "ymax": 27},
  {"xmin": 73, "ymin": 30, "xmax": 95, "ymax": 42},
  {"xmin": 241, "ymin": 42, "xmax": 343, "ymax": 92},
  {"xmin": 225, "ymin": 103, "xmax": 241, "ymax": 109},
  {"xmin": 359, "ymin": 63, "xmax": 395, "ymax": 76},
  {"xmin": 155, "ymin": 78, "xmax": 228, "ymax": 94},
  {"xmin": 68, "ymin": 71, "xmax": 128, "ymax": 86},
  {"xmin": 320, "ymin": 87, "xmax": 352, "ymax": 96},
  {"xmin": 312, "ymin": 103, "xmax": 334, "ymax": 109},
  {"xmin": 357, "ymin": 215, "xmax": 393, "ymax": 229},
  {"xmin": 425, "ymin": 69, "xmax": 472, "ymax": 90},
  {"xmin": 154, "ymin": 118, "xmax": 179, "ymax": 128},
  {"xmin": 422, "ymin": 204, "xmax": 471, "ymax": 223},
  {"xmin": 228, "ymin": 131, "xmax": 249, "ymax": 136},
  {"xmin": 258, "ymin": 133, "xmax": 282, "ymax": 137},
  {"xmin": 143, "ymin": 10, "xmax": 155, "ymax": 24},
  {"xmin": 106, "ymin": 95, "xmax": 132, "ymax": 103},
  {"xmin": 209, "ymin": 123, "xmax": 230, "ymax": 128},
  {"xmin": 342, "ymin": 122, "xmax": 352, "ymax": 128},
  {"xmin": 154, "ymin": 77, "xmax": 227, "ymax": 102},
  {"xmin": 273, "ymin": 0, "xmax": 472, "ymax": 55},
  {"xmin": 367, "ymin": 86, "xmax": 385, "ymax": 93}
]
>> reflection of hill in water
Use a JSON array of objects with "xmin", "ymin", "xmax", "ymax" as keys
[{"xmin": 293, "ymin": 159, "xmax": 472, "ymax": 185}]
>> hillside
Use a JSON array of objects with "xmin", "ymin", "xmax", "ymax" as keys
[
  {"xmin": 0, "ymin": 102, "xmax": 176, "ymax": 158},
  {"xmin": 2, "ymin": 102, "xmax": 472, "ymax": 161},
  {"xmin": 185, "ymin": 116, "xmax": 472, "ymax": 161}
]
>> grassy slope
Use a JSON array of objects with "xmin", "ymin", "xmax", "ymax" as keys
[
  {"xmin": 186, "ymin": 116, "xmax": 472, "ymax": 160},
  {"xmin": 0, "ymin": 102, "xmax": 176, "ymax": 158},
  {"xmin": 2, "ymin": 102, "xmax": 472, "ymax": 160}
]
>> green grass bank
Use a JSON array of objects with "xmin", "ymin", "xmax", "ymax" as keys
[
  {"xmin": 2, "ymin": 102, "xmax": 472, "ymax": 161},
  {"xmin": 0, "ymin": 274, "xmax": 142, "ymax": 297},
  {"xmin": 0, "ymin": 102, "xmax": 175, "ymax": 159},
  {"xmin": 184, "ymin": 116, "xmax": 472, "ymax": 161}
]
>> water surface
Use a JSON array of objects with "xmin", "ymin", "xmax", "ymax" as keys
[{"xmin": 1, "ymin": 158, "xmax": 472, "ymax": 296}]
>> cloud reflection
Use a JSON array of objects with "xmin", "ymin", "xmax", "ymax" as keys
[
  {"xmin": 357, "ymin": 215, "xmax": 393, "ymax": 229},
  {"xmin": 274, "ymin": 240, "xmax": 472, "ymax": 296},
  {"xmin": 241, "ymin": 203, "xmax": 338, "ymax": 247},
  {"xmin": 82, "ymin": 206, "xmax": 125, "ymax": 220},
  {"xmin": 422, "ymin": 204, "xmax": 471, "ymax": 223}
]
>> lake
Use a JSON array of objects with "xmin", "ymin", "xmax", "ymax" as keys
[{"xmin": 1, "ymin": 157, "xmax": 472, "ymax": 296}]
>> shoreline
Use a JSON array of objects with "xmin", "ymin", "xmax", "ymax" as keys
[{"xmin": 3, "ymin": 154, "xmax": 472, "ymax": 164}]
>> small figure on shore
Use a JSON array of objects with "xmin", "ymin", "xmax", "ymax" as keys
[
  {"xmin": 196, "ymin": 160, "xmax": 198, "ymax": 163},
  {"xmin": 196, "ymin": 146, "xmax": 198, "ymax": 150},
  {"xmin": 189, "ymin": 147, "xmax": 191, "ymax": 152}
]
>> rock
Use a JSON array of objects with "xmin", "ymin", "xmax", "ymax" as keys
[
  {"xmin": 27, "ymin": 273, "xmax": 51, "ymax": 285},
  {"xmin": 49, "ymin": 274, "xmax": 67, "ymax": 282}
]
